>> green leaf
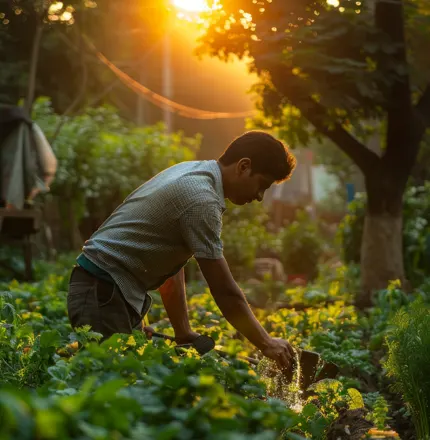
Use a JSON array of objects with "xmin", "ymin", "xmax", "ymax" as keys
[
  {"xmin": 79, "ymin": 421, "xmax": 109, "ymax": 439},
  {"xmin": 92, "ymin": 379, "xmax": 127, "ymax": 403},
  {"xmin": 300, "ymin": 403, "xmax": 319, "ymax": 419},
  {"xmin": 309, "ymin": 416, "xmax": 329, "ymax": 438},
  {"xmin": 285, "ymin": 433, "xmax": 308, "ymax": 440},
  {"xmin": 40, "ymin": 330, "xmax": 62, "ymax": 348}
]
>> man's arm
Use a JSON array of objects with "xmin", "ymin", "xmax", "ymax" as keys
[
  {"xmin": 197, "ymin": 257, "xmax": 295, "ymax": 369},
  {"xmin": 158, "ymin": 268, "xmax": 199, "ymax": 344},
  {"xmin": 177, "ymin": 201, "xmax": 293, "ymax": 368}
]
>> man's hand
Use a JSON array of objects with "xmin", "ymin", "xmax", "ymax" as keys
[
  {"xmin": 260, "ymin": 338, "xmax": 296, "ymax": 370},
  {"xmin": 197, "ymin": 257, "xmax": 297, "ymax": 367}
]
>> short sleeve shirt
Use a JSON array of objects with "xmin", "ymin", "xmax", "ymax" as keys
[{"xmin": 81, "ymin": 160, "xmax": 226, "ymax": 315}]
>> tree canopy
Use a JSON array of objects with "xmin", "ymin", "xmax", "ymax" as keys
[{"xmin": 198, "ymin": 0, "xmax": 430, "ymax": 185}]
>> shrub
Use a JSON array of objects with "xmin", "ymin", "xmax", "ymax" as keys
[
  {"xmin": 280, "ymin": 210, "xmax": 323, "ymax": 281},
  {"xmin": 221, "ymin": 201, "xmax": 280, "ymax": 279},
  {"xmin": 384, "ymin": 298, "xmax": 430, "ymax": 440},
  {"xmin": 32, "ymin": 97, "xmax": 200, "ymax": 246},
  {"xmin": 337, "ymin": 193, "xmax": 366, "ymax": 265}
]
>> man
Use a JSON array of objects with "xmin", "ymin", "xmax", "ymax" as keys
[{"xmin": 67, "ymin": 131, "xmax": 297, "ymax": 369}]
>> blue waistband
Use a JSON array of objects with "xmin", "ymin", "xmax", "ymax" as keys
[{"xmin": 76, "ymin": 253, "xmax": 114, "ymax": 284}]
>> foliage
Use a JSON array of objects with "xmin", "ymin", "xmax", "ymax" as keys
[
  {"xmin": 337, "ymin": 193, "xmax": 366, "ymax": 265},
  {"xmin": 410, "ymin": 131, "xmax": 430, "ymax": 185},
  {"xmin": 362, "ymin": 280, "xmax": 411, "ymax": 353},
  {"xmin": 0, "ymin": 1, "xmax": 171, "ymax": 111},
  {"xmin": 0, "ymin": 0, "xmax": 93, "ymax": 106},
  {"xmin": 198, "ymin": 0, "xmax": 430, "ymax": 299},
  {"xmin": 198, "ymin": 0, "xmax": 430, "ymax": 144},
  {"xmin": 385, "ymin": 298, "xmax": 430, "ymax": 440},
  {"xmin": 338, "ymin": 184, "xmax": 430, "ymax": 285},
  {"xmin": 0, "ymin": 266, "xmax": 303, "ymax": 439},
  {"xmin": 280, "ymin": 210, "xmax": 323, "ymax": 281},
  {"xmin": 32, "ymin": 97, "xmax": 200, "ymax": 239},
  {"xmin": 0, "ymin": 256, "xmax": 413, "ymax": 438},
  {"xmin": 221, "ymin": 200, "xmax": 281, "ymax": 278},
  {"xmin": 363, "ymin": 393, "xmax": 391, "ymax": 431}
]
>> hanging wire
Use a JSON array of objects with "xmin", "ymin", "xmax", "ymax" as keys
[{"xmin": 82, "ymin": 35, "xmax": 258, "ymax": 120}]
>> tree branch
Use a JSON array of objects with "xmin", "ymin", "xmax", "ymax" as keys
[
  {"xmin": 25, "ymin": 21, "xmax": 43, "ymax": 113},
  {"xmin": 296, "ymin": 97, "xmax": 380, "ymax": 175},
  {"xmin": 269, "ymin": 70, "xmax": 381, "ymax": 175}
]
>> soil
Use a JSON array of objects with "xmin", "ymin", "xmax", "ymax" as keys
[{"xmin": 325, "ymin": 408, "xmax": 374, "ymax": 440}]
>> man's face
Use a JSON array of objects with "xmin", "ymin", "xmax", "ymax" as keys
[{"xmin": 229, "ymin": 158, "xmax": 275, "ymax": 205}]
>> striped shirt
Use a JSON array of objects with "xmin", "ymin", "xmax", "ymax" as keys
[{"xmin": 80, "ymin": 160, "xmax": 226, "ymax": 315}]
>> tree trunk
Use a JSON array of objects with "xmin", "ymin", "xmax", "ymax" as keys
[
  {"xmin": 358, "ymin": 213, "xmax": 405, "ymax": 308},
  {"xmin": 356, "ymin": 175, "xmax": 407, "ymax": 309},
  {"xmin": 25, "ymin": 21, "xmax": 43, "ymax": 113}
]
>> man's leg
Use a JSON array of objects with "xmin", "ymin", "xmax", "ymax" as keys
[{"xmin": 67, "ymin": 266, "xmax": 142, "ymax": 341}]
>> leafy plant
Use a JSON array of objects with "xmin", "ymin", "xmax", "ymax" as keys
[
  {"xmin": 384, "ymin": 298, "xmax": 430, "ymax": 440},
  {"xmin": 221, "ymin": 200, "xmax": 280, "ymax": 279},
  {"xmin": 280, "ymin": 210, "xmax": 323, "ymax": 281},
  {"xmin": 32, "ymin": 97, "xmax": 201, "ymax": 249},
  {"xmin": 337, "ymin": 193, "xmax": 366, "ymax": 265},
  {"xmin": 2, "ymin": 251, "xmax": 422, "ymax": 438},
  {"xmin": 363, "ymin": 392, "xmax": 391, "ymax": 430}
]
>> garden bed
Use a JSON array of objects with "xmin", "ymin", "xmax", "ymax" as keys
[{"xmin": 0, "ymin": 257, "xmax": 425, "ymax": 439}]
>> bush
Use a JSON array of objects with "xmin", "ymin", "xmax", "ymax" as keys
[
  {"xmin": 32, "ymin": 97, "xmax": 201, "ymax": 246},
  {"xmin": 221, "ymin": 201, "xmax": 281, "ymax": 279},
  {"xmin": 338, "ymin": 184, "xmax": 430, "ymax": 285},
  {"xmin": 280, "ymin": 210, "xmax": 323, "ymax": 281},
  {"xmin": 337, "ymin": 193, "xmax": 366, "ymax": 265}
]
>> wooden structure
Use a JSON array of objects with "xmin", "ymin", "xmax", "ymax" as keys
[
  {"xmin": 0, "ymin": 207, "xmax": 41, "ymax": 281},
  {"xmin": 0, "ymin": 104, "xmax": 54, "ymax": 281}
]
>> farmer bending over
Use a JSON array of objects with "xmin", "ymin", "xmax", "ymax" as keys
[{"xmin": 68, "ymin": 131, "xmax": 297, "ymax": 369}]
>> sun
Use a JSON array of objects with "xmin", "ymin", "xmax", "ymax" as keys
[{"xmin": 172, "ymin": 0, "xmax": 210, "ymax": 12}]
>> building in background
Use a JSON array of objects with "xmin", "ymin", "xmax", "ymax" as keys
[{"xmin": 263, "ymin": 148, "xmax": 366, "ymax": 228}]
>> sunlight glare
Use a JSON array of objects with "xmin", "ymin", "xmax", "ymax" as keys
[
  {"xmin": 48, "ymin": 2, "xmax": 64, "ymax": 14},
  {"xmin": 172, "ymin": 0, "xmax": 210, "ymax": 12}
]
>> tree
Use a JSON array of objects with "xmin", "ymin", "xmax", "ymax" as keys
[
  {"xmin": 0, "ymin": 0, "xmax": 89, "ymax": 111},
  {"xmin": 0, "ymin": 1, "xmax": 171, "ymax": 114},
  {"xmin": 198, "ymin": 0, "xmax": 430, "ymax": 306}
]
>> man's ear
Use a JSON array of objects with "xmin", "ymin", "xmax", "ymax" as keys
[{"xmin": 236, "ymin": 158, "xmax": 252, "ymax": 176}]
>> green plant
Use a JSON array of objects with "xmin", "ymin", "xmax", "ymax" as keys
[
  {"xmin": 280, "ymin": 210, "xmax": 323, "ymax": 281},
  {"xmin": 31, "ymin": 97, "xmax": 201, "ymax": 249},
  {"xmin": 221, "ymin": 201, "xmax": 280, "ymax": 279},
  {"xmin": 363, "ymin": 392, "xmax": 391, "ymax": 431},
  {"xmin": 337, "ymin": 193, "xmax": 366, "ymax": 265},
  {"xmin": 2, "ymin": 251, "xmax": 419, "ymax": 439},
  {"xmin": 384, "ymin": 298, "xmax": 430, "ymax": 440}
]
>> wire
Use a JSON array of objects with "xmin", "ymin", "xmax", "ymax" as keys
[{"xmin": 82, "ymin": 35, "xmax": 257, "ymax": 120}]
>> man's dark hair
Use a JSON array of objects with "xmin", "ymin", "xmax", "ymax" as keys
[{"xmin": 218, "ymin": 131, "xmax": 296, "ymax": 182}]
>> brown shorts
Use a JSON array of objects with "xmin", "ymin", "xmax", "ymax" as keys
[{"xmin": 67, "ymin": 265, "xmax": 144, "ymax": 341}]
